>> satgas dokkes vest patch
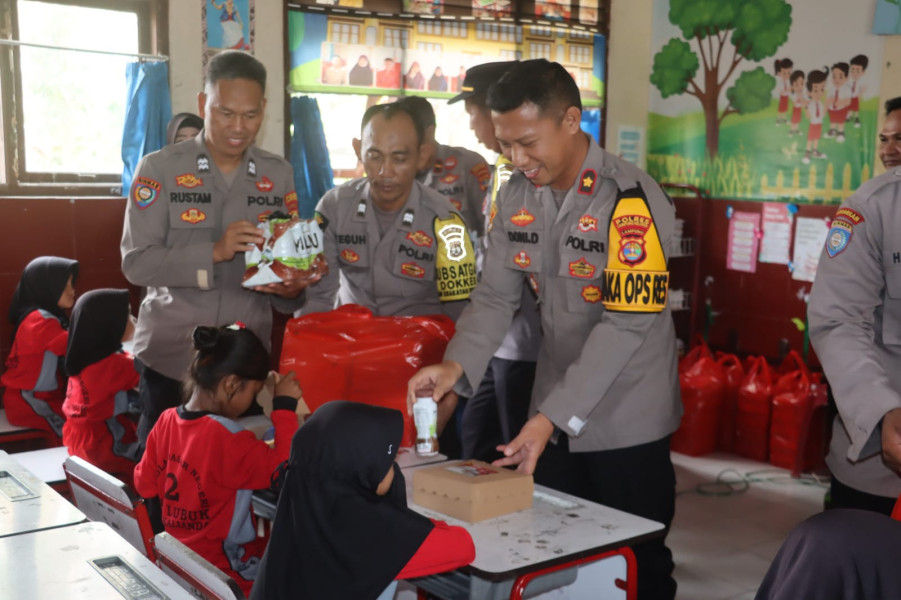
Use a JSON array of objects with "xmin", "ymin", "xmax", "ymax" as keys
[
  {"xmin": 602, "ymin": 188, "xmax": 669, "ymax": 313},
  {"xmin": 434, "ymin": 213, "xmax": 477, "ymax": 302}
]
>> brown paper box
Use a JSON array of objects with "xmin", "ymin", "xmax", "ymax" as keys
[{"xmin": 412, "ymin": 460, "xmax": 534, "ymax": 523}]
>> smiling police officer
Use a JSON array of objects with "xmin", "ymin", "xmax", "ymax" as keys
[
  {"xmin": 121, "ymin": 51, "xmax": 314, "ymax": 445},
  {"xmin": 408, "ymin": 59, "xmax": 681, "ymax": 599}
]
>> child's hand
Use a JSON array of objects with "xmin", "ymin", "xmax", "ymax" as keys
[{"xmin": 273, "ymin": 370, "xmax": 303, "ymax": 400}]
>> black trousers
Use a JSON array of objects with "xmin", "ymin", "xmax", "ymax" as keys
[
  {"xmin": 461, "ymin": 357, "xmax": 536, "ymax": 462},
  {"xmin": 533, "ymin": 435, "xmax": 677, "ymax": 600},
  {"xmin": 135, "ymin": 359, "xmax": 184, "ymax": 448},
  {"xmin": 828, "ymin": 476, "xmax": 897, "ymax": 517}
]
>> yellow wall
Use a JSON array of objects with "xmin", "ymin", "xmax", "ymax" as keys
[{"xmin": 168, "ymin": 0, "xmax": 286, "ymax": 156}]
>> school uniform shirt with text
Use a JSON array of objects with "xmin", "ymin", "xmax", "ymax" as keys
[{"xmin": 134, "ymin": 404, "xmax": 298, "ymax": 595}]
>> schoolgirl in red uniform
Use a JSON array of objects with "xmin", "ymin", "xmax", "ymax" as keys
[
  {"xmin": 251, "ymin": 401, "xmax": 475, "ymax": 600},
  {"xmin": 63, "ymin": 289, "xmax": 140, "ymax": 483},
  {"xmin": 134, "ymin": 324, "xmax": 301, "ymax": 597},
  {"xmin": 2, "ymin": 256, "xmax": 78, "ymax": 441}
]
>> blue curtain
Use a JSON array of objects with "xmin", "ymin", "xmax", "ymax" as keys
[
  {"xmin": 122, "ymin": 61, "xmax": 172, "ymax": 193},
  {"xmin": 290, "ymin": 96, "xmax": 334, "ymax": 217}
]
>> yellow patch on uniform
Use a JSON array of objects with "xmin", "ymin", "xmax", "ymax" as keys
[
  {"xmin": 510, "ymin": 208, "xmax": 536, "ymax": 227},
  {"xmin": 834, "ymin": 207, "xmax": 863, "ymax": 225},
  {"xmin": 581, "ymin": 285, "xmax": 602, "ymax": 303},
  {"xmin": 401, "ymin": 262, "xmax": 425, "ymax": 278},
  {"xmin": 602, "ymin": 194, "xmax": 669, "ymax": 313},
  {"xmin": 568, "ymin": 258, "xmax": 596, "ymax": 279},
  {"xmin": 406, "ymin": 230, "xmax": 433, "ymax": 247},
  {"xmin": 180, "ymin": 208, "xmax": 207, "ymax": 224},
  {"xmin": 513, "ymin": 251, "xmax": 531, "ymax": 269},
  {"xmin": 341, "ymin": 249, "xmax": 360, "ymax": 263},
  {"xmin": 175, "ymin": 173, "xmax": 203, "ymax": 188},
  {"xmin": 434, "ymin": 213, "xmax": 476, "ymax": 302}
]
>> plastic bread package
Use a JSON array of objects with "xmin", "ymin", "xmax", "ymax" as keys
[{"xmin": 243, "ymin": 212, "xmax": 328, "ymax": 287}]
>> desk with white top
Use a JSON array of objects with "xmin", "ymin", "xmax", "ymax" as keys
[
  {"xmin": 0, "ymin": 449, "xmax": 85, "ymax": 538},
  {"xmin": 0, "ymin": 521, "xmax": 194, "ymax": 598}
]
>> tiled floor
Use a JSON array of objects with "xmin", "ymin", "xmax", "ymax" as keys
[{"xmin": 669, "ymin": 451, "xmax": 828, "ymax": 600}]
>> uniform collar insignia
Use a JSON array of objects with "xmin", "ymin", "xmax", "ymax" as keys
[
  {"xmin": 197, "ymin": 154, "xmax": 210, "ymax": 173},
  {"xmin": 247, "ymin": 159, "xmax": 257, "ymax": 177},
  {"xmin": 402, "ymin": 209, "xmax": 415, "ymax": 227},
  {"xmin": 578, "ymin": 169, "xmax": 597, "ymax": 195},
  {"xmin": 356, "ymin": 199, "xmax": 367, "ymax": 217}
]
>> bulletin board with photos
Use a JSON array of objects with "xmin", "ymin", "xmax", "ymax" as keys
[{"xmin": 286, "ymin": 2, "xmax": 608, "ymax": 178}]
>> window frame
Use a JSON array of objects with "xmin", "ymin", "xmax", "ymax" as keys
[{"xmin": 0, "ymin": 0, "xmax": 166, "ymax": 196}]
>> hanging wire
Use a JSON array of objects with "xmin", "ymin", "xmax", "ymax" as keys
[{"xmin": 0, "ymin": 38, "xmax": 168, "ymax": 62}]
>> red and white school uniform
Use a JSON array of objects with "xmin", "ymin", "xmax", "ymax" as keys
[
  {"xmin": 1, "ymin": 309, "xmax": 68, "ymax": 440},
  {"xmin": 134, "ymin": 400, "xmax": 298, "ymax": 597},
  {"xmin": 807, "ymin": 100, "xmax": 825, "ymax": 142},
  {"xmin": 827, "ymin": 83, "xmax": 852, "ymax": 127},
  {"xmin": 63, "ymin": 352, "xmax": 140, "ymax": 480},
  {"xmin": 778, "ymin": 78, "xmax": 790, "ymax": 115},
  {"xmin": 791, "ymin": 92, "xmax": 805, "ymax": 125},
  {"xmin": 849, "ymin": 79, "xmax": 862, "ymax": 112}
]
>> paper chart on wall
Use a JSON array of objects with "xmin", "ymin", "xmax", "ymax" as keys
[
  {"xmin": 727, "ymin": 211, "xmax": 760, "ymax": 273},
  {"xmin": 759, "ymin": 202, "xmax": 792, "ymax": 264},
  {"xmin": 791, "ymin": 217, "xmax": 830, "ymax": 282}
]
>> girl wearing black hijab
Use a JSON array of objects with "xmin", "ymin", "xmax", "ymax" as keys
[
  {"xmin": 2, "ymin": 256, "xmax": 78, "ymax": 440},
  {"xmin": 349, "ymin": 54, "xmax": 374, "ymax": 86},
  {"xmin": 251, "ymin": 401, "xmax": 474, "ymax": 600},
  {"xmin": 62, "ymin": 289, "xmax": 141, "ymax": 483},
  {"xmin": 166, "ymin": 112, "xmax": 204, "ymax": 145}
]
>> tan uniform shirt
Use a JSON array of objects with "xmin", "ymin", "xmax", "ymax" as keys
[
  {"xmin": 419, "ymin": 143, "xmax": 491, "ymax": 243},
  {"xmin": 121, "ymin": 135, "xmax": 303, "ymax": 381},
  {"xmin": 809, "ymin": 168, "xmax": 901, "ymax": 497},
  {"xmin": 446, "ymin": 138, "xmax": 682, "ymax": 452},
  {"xmin": 300, "ymin": 178, "xmax": 475, "ymax": 321}
]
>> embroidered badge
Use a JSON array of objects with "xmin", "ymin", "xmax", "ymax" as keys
[
  {"xmin": 471, "ymin": 163, "xmax": 491, "ymax": 191},
  {"xmin": 401, "ymin": 262, "xmax": 425, "ymax": 278},
  {"xmin": 256, "ymin": 176, "xmax": 274, "ymax": 192},
  {"xmin": 578, "ymin": 214, "xmax": 598, "ymax": 233},
  {"xmin": 341, "ymin": 249, "xmax": 360, "ymax": 263},
  {"xmin": 440, "ymin": 173, "xmax": 459, "ymax": 185},
  {"xmin": 133, "ymin": 176, "xmax": 161, "ymax": 209},
  {"xmin": 825, "ymin": 220, "xmax": 853, "ymax": 258},
  {"xmin": 445, "ymin": 156, "xmax": 458, "ymax": 170},
  {"xmin": 356, "ymin": 200, "xmax": 367, "ymax": 217},
  {"xmin": 568, "ymin": 258, "xmax": 596, "ymax": 279},
  {"xmin": 513, "ymin": 251, "xmax": 532, "ymax": 269},
  {"xmin": 197, "ymin": 155, "xmax": 210, "ymax": 172},
  {"xmin": 314, "ymin": 210, "xmax": 329, "ymax": 231},
  {"xmin": 180, "ymin": 208, "xmax": 207, "ymax": 224},
  {"xmin": 175, "ymin": 174, "xmax": 203, "ymax": 188},
  {"xmin": 528, "ymin": 274, "xmax": 540, "ymax": 297},
  {"xmin": 285, "ymin": 191, "xmax": 299, "ymax": 217},
  {"xmin": 613, "ymin": 214, "xmax": 653, "ymax": 267},
  {"xmin": 510, "ymin": 208, "xmax": 536, "ymax": 227},
  {"xmin": 487, "ymin": 199, "xmax": 498, "ymax": 232},
  {"xmin": 438, "ymin": 222, "xmax": 467, "ymax": 262},
  {"xmin": 402, "ymin": 209, "xmax": 415, "ymax": 226},
  {"xmin": 433, "ymin": 160, "xmax": 444, "ymax": 174},
  {"xmin": 407, "ymin": 230, "xmax": 433, "ymax": 247},
  {"xmin": 834, "ymin": 207, "xmax": 863, "ymax": 225},
  {"xmin": 578, "ymin": 169, "xmax": 597, "ymax": 195},
  {"xmin": 247, "ymin": 159, "xmax": 257, "ymax": 177},
  {"xmin": 581, "ymin": 285, "xmax": 602, "ymax": 303}
]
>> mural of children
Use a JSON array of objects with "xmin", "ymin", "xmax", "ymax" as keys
[
  {"xmin": 826, "ymin": 61, "xmax": 852, "ymax": 142},
  {"xmin": 774, "ymin": 58, "xmax": 793, "ymax": 125},
  {"xmin": 453, "ymin": 66, "xmax": 466, "ymax": 92},
  {"xmin": 404, "ymin": 61, "xmax": 425, "ymax": 90},
  {"xmin": 348, "ymin": 55, "xmax": 374, "ymax": 86},
  {"xmin": 789, "ymin": 70, "xmax": 807, "ymax": 137},
  {"xmin": 803, "ymin": 68, "xmax": 829, "ymax": 165},
  {"xmin": 322, "ymin": 55, "xmax": 347, "ymax": 85},
  {"xmin": 428, "ymin": 66, "xmax": 448, "ymax": 91},
  {"xmin": 847, "ymin": 54, "xmax": 868, "ymax": 129},
  {"xmin": 210, "ymin": 0, "xmax": 247, "ymax": 50},
  {"xmin": 376, "ymin": 58, "xmax": 401, "ymax": 88}
]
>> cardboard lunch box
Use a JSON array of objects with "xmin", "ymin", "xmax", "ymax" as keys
[{"xmin": 412, "ymin": 460, "xmax": 534, "ymax": 523}]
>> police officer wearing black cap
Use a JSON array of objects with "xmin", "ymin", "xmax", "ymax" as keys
[{"xmin": 447, "ymin": 62, "xmax": 543, "ymax": 463}]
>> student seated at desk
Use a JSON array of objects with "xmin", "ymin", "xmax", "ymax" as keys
[
  {"xmin": 2, "ymin": 256, "xmax": 79, "ymax": 442},
  {"xmin": 134, "ymin": 324, "xmax": 301, "ymax": 597},
  {"xmin": 251, "ymin": 401, "xmax": 475, "ymax": 600},
  {"xmin": 62, "ymin": 289, "xmax": 141, "ymax": 485}
]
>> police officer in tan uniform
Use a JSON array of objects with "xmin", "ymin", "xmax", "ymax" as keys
[
  {"xmin": 398, "ymin": 97, "xmax": 491, "ymax": 250},
  {"xmin": 808, "ymin": 97, "xmax": 901, "ymax": 515},
  {"xmin": 121, "ymin": 51, "xmax": 314, "ymax": 444},
  {"xmin": 299, "ymin": 101, "xmax": 476, "ymax": 322},
  {"xmin": 409, "ymin": 60, "xmax": 680, "ymax": 599}
]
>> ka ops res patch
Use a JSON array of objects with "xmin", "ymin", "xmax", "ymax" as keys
[
  {"xmin": 601, "ymin": 188, "xmax": 669, "ymax": 313},
  {"xmin": 434, "ymin": 213, "xmax": 476, "ymax": 302}
]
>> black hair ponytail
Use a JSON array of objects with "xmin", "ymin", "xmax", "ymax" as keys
[{"xmin": 188, "ymin": 325, "xmax": 270, "ymax": 393}]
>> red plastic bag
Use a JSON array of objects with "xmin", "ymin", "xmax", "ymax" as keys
[
  {"xmin": 672, "ymin": 342, "xmax": 725, "ymax": 456},
  {"xmin": 715, "ymin": 353, "xmax": 744, "ymax": 453},
  {"xmin": 279, "ymin": 305, "xmax": 455, "ymax": 447},
  {"xmin": 735, "ymin": 356, "xmax": 774, "ymax": 462}
]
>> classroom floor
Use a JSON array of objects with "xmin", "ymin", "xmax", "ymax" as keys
[{"xmin": 669, "ymin": 451, "xmax": 828, "ymax": 600}]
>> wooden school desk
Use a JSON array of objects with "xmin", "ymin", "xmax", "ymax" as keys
[
  {"xmin": 0, "ymin": 449, "xmax": 85, "ymax": 538},
  {"xmin": 404, "ymin": 463, "xmax": 665, "ymax": 600},
  {"xmin": 0, "ymin": 521, "xmax": 194, "ymax": 598}
]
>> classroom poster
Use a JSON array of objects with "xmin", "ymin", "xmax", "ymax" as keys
[
  {"xmin": 203, "ymin": 0, "xmax": 254, "ymax": 58},
  {"xmin": 472, "ymin": 1, "xmax": 513, "ymax": 17},
  {"xmin": 535, "ymin": 0, "xmax": 571, "ymax": 20},
  {"xmin": 404, "ymin": 0, "xmax": 444, "ymax": 16},
  {"xmin": 791, "ymin": 216, "xmax": 830, "ymax": 282},
  {"xmin": 727, "ymin": 211, "xmax": 761, "ymax": 273},
  {"xmin": 648, "ymin": 0, "xmax": 884, "ymax": 204},
  {"xmin": 759, "ymin": 202, "xmax": 793, "ymax": 264},
  {"xmin": 873, "ymin": 0, "xmax": 901, "ymax": 34}
]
